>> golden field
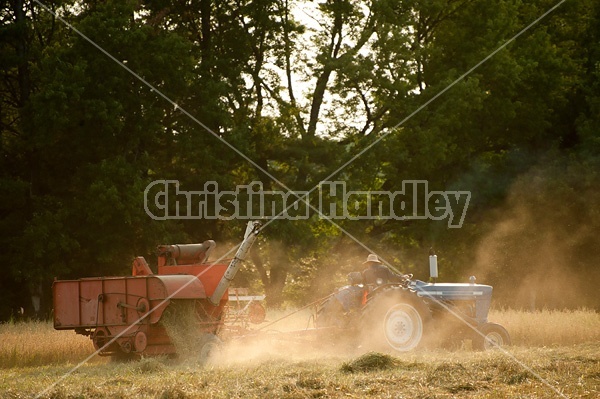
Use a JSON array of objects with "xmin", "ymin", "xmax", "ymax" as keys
[{"xmin": 0, "ymin": 308, "xmax": 598, "ymax": 398}]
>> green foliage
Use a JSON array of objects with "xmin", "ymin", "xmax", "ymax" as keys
[{"xmin": 0, "ymin": 0, "xmax": 599, "ymax": 318}]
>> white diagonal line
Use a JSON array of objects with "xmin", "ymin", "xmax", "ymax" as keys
[
  {"xmin": 314, "ymin": 0, "xmax": 569, "ymax": 185},
  {"xmin": 26, "ymin": 5, "xmax": 332, "ymax": 394},
  {"xmin": 254, "ymin": 1, "xmax": 571, "ymax": 396},
  {"xmin": 252, "ymin": 0, "xmax": 569, "ymax": 265},
  {"xmin": 33, "ymin": 0, "xmax": 569, "ymax": 397},
  {"xmin": 31, "ymin": 0, "xmax": 367, "ymax": 259},
  {"xmin": 413, "ymin": 286, "xmax": 569, "ymax": 398},
  {"xmin": 257, "ymin": 196, "xmax": 569, "ymax": 397},
  {"xmin": 31, "ymin": 0, "xmax": 300, "ymax": 204},
  {"xmin": 35, "ymin": 240, "xmax": 243, "ymax": 399}
]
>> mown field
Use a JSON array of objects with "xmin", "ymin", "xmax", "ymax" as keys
[{"xmin": 0, "ymin": 309, "xmax": 598, "ymax": 399}]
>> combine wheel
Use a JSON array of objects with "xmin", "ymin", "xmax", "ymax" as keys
[
  {"xmin": 199, "ymin": 334, "xmax": 222, "ymax": 364},
  {"xmin": 92, "ymin": 328, "xmax": 109, "ymax": 352},
  {"xmin": 472, "ymin": 322, "xmax": 511, "ymax": 350},
  {"xmin": 134, "ymin": 331, "xmax": 147, "ymax": 353},
  {"xmin": 361, "ymin": 292, "xmax": 431, "ymax": 352}
]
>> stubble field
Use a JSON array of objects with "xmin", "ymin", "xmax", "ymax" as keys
[{"xmin": 0, "ymin": 308, "xmax": 598, "ymax": 399}]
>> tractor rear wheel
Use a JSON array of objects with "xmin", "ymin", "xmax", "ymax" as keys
[
  {"xmin": 360, "ymin": 291, "xmax": 431, "ymax": 352},
  {"xmin": 472, "ymin": 322, "xmax": 511, "ymax": 350}
]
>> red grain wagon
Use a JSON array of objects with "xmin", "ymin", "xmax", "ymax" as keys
[{"xmin": 52, "ymin": 222, "xmax": 260, "ymax": 359}]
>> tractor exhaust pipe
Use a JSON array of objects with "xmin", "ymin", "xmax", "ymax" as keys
[
  {"xmin": 429, "ymin": 248, "xmax": 438, "ymax": 283},
  {"xmin": 209, "ymin": 221, "xmax": 261, "ymax": 306}
]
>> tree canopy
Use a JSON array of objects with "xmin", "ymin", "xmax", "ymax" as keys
[{"xmin": 1, "ymin": 0, "xmax": 598, "ymax": 319}]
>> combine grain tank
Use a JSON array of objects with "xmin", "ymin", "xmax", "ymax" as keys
[{"xmin": 52, "ymin": 222, "xmax": 260, "ymax": 358}]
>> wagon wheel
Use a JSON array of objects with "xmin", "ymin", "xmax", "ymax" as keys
[
  {"xmin": 472, "ymin": 322, "xmax": 511, "ymax": 350},
  {"xmin": 360, "ymin": 291, "xmax": 431, "ymax": 352},
  {"xmin": 247, "ymin": 301, "xmax": 266, "ymax": 324}
]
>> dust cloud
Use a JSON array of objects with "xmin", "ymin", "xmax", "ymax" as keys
[
  {"xmin": 218, "ymin": 310, "xmax": 349, "ymax": 365},
  {"xmin": 470, "ymin": 163, "xmax": 600, "ymax": 310},
  {"xmin": 166, "ymin": 306, "xmax": 363, "ymax": 366}
]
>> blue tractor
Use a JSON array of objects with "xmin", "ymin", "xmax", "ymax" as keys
[{"xmin": 316, "ymin": 253, "xmax": 511, "ymax": 352}]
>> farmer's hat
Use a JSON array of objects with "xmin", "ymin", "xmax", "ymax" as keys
[{"xmin": 363, "ymin": 254, "xmax": 382, "ymax": 264}]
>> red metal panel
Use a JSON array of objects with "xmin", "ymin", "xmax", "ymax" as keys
[
  {"xmin": 53, "ymin": 280, "xmax": 79, "ymax": 329},
  {"xmin": 157, "ymin": 263, "xmax": 228, "ymax": 297},
  {"xmin": 101, "ymin": 278, "xmax": 127, "ymax": 326},
  {"xmin": 132, "ymin": 257, "xmax": 153, "ymax": 276},
  {"xmin": 150, "ymin": 275, "xmax": 206, "ymax": 299},
  {"xmin": 146, "ymin": 276, "xmax": 169, "ymax": 324},
  {"xmin": 125, "ymin": 278, "xmax": 148, "ymax": 325},
  {"xmin": 148, "ymin": 300, "xmax": 169, "ymax": 324},
  {"xmin": 54, "ymin": 275, "xmax": 208, "ymax": 329},
  {"xmin": 77, "ymin": 279, "xmax": 102, "ymax": 326},
  {"xmin": 53, "ymin": 278, "xmax": 103, "ymax": 329}
]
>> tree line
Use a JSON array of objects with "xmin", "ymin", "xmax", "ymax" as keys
[{"xmin": 1, "ymin": 0, "xmax": 599, "ymax": 320}]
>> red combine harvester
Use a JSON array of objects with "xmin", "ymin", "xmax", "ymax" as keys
[{"xmin": 52, "ymin": 222, "xmax": 261, "ymax": 358}]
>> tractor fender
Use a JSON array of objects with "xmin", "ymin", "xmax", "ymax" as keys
[
  {"xmin": 333, "ymin": 285, "xmax": 364, "ymax": 312},
  {"xmin": 365, "ymin": 283, "xmax": 409, "ymax": 301}
]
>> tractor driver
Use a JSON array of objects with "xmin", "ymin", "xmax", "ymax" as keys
[{"xmin": 362, "ymin": 254, "xmax": 406, "ymax": 285}]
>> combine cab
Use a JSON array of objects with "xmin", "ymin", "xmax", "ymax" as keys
[{"xmin": 52, "ymin": 222, "xmax": 261, "ymax": 358}]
